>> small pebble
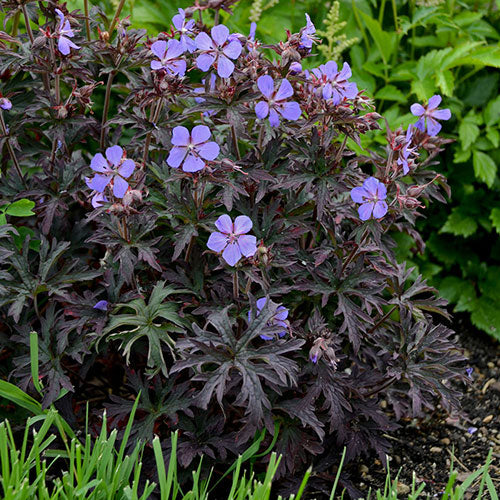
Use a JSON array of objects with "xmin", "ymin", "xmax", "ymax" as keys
[
  {"xmin": 397, "ymin": 482, "xmax": 410, "ymax": 495},
  {"xmin": 487, "ymin": 361, "xmax": 494, "ymax": 369},
  {"xmin": 483, "ymin": 415, "xmax": 494, "ymax": 424},
  {"xmin": 430, "ymin": 446, "xmax": 442, "ymax": 453},
  {"xmin": 359, "ymin": 464, "xmax": 369, "ymax": 474},
  {"xmin": 440, "ymin": 437, "xmax": 451, "ymax": 446}
]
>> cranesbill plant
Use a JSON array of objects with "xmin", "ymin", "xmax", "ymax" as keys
[{"xmin": 0, "ymin": 0, "xmax": 465, "ymax": 495}]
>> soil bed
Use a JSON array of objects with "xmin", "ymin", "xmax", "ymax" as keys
[{"xmin": 347, "ymin": 315, "xmax": 500, "ymax": 498}]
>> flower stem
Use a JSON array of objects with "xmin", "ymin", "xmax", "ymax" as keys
[
  {"xmin": 214, "ymin": 9, "xmax": 220, "ymax": 25},
  {"xmin": 83, "ymin": 0, "xmax": 91, "ymax": 41},
  {"xmin": 21, "ymin": 4, "xmax": 34, "ymax": 44},
  {"xmin": 10, "ymin": 11, "xmax": 20, "ymax": 48},
  {"xmin": 231, "ymin": 125, "xmax": 241, "ymax": 161},
  {"xmin": 108, "ymin": 0, "xmax": 126, "ymax": 37},
  {"xmin": 142, "ymin": 98, "xmax": 164, "ymax": 165},
  {"xmin": 233, "ymin": 270, "xmax": 239, "ymax": 300},
  {"xmin": 100, "ymin": 70, "xmax": 116, "ymax": 149},
  {"xmin": 0, "ymin": 110, "xmax": 26, "ymax": 187}
]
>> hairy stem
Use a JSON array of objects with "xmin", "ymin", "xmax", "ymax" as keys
[
  {"xmin": 108, "ymin": 0, "xmax": 126, "ymax": 37},
  {"xmin": 21, "ymin": 4, "xmax": 34, "ymax": 44},
  {"xmin": 100, "ymin": 71, "xmax": 116, "ymax": 149},
  {"xmin": 142, "ymin": 98, "xmax": 164, "ymax": 165},
  {"xmin": 0, "ymin": 110, "xmax": 26, "ymax": 187},
  {"xmin": 231, "ymin": 125, "xmax": 241, "ymax": 161},
  {"xmin": 233, "ymin": 270, "xmax": 239, "ymax": 300},
  {"xmin": 368, "ymin": 305, "xmax": 397, "ymax": 334},
  {"xmin": 214, "ymin": 9, "xmax": 220, "ymax": 25},
  {"xmin": 83, "ymin": 0, "xmax": 91, "ymax": 41},
  {"xmin": 10, "ymin": 11, "xmax": 20, "ymax": 48},
  {"xmin": 362, "ymin": 375, "xmax": 397, "ymax": 398}
]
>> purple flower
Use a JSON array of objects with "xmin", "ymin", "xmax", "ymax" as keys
[
  {"xmin": 311, "ymin": 61, "xmax": 358, "ymax": 105},
  {"xmin": 87, "ymin": 191, "xmax": 108, "ymax": 208},
  {"xmin": 55, "ymin": 9, "xmax": 80, "ymax": 55},
  {"xmin": 172, "ymin": 8, "xmax": 196, "ymax": 53},
  {"xmin": 0, "ymin": 97, "xmax": 12, "ymax": 110},
  {"xmin": 289, "ymin": 62, "xmax": 302, "ymax": 75},
  {"xmin": 93, "ymin": 300, "xmax": 109, "ymax": 311},
  {"xmin": 207, "ymin": 214, "xmax": 257, "ymax": 266},
  {"xmin": 150, "ymin": 39, "xmax": 186, "ymax": 76},
  {"xmin": 410, "ymin": 95, "xmax": 451, "ymax": 137},
  {"xmin": 193, "ymin": 74, "xmax": 217, "ymax": 117},
  {"xmin": 467, "ymin": 426, "xmax": 478, "ymax": 435},
  {"xmin": 466, "ymin": 367, "xmax": 474, "ymax": 379},
  {"xmin": 167, "ymin": 125, "xmax": 220, "ymax": 173},
  {"xmin": 397, "ymin": 124, "xmax": 416, "ymax": 175},
  {"xmin": 86, "ymin": 145, "xmax": 136, "ymax": 199},
  {"xmin": 255, "ymin": 75, "xmax": 301, "ymax": 127},
  {"xmin": 350, "ymin": 177, "xmax": 388, "ymax": 221},
  {"xmin": 248, "ymin": 297, "xmax": 289, "ymax": 340},
  {"xmin": 195, "ymin": 24, "xmax": 242, "ymax": 78},
  {"xmin": 299, "ymin": 13, "xmax": 316, "ymax": 51}
]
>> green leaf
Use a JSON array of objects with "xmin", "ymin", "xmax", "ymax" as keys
[
  {"xmin": 490, "ymin": 208, "xmax": 500, "ymax": 234},
  {"xmin": 486, "ymin": 127, "xmax": 500, "ymax": 148},
  {"xmin": 435, "ymin": 69, "xmax": 454, "ymax": 96},
  {"xmin": 411, "ymin": 78, "xmax": 436, "ymax": 101},
  {"xmin": 473, "ymin": 151, "xmax": 497, "ymax": 187},
  {"xmin": 359, "ymin": 11, "xmax": 395, "ymax": 63},
  {"xmin": 484, "ymin": 95, "xmax": 500, "ymax": 126},
  {"xmin": 453, "ymin": 46, "xmax": 500, "ymax": 69},
  {"xmin": 453, "ymin": 148, "xmax": 471, "ymax": 164},
  {"xmin": 374, "ymin": 85, "xmax": 406, "ymax": 103},
  {"xmin": 440, "ymin": 207, "xmax": 478, "ymax": 238},
  {"xmin": 458, "ymin": 120, "xmax": 480, "ymax": 151},
  {"xmin": 5, "ymin": 199, "xmax": 35, "ymax": 217},
  {"xmin": 0, "ymin": 213, "xmax": 6, "ymax": 225},
  {"xmin": 470, "ymin": 297, "xmax": 500, "ymax": 340}
]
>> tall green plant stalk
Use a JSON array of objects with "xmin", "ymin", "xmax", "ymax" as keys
[
  {"xmin": 109, "ymin": 0, "xmax": 127, "ymax": 36},
  {"xmin": 100, "ymin": 70, "xmax": 116, "ymax": 148},
  {"xmin": 84, "ymin": 0, "xmax": 91, "ymax": 41},
  {"xmin": 0, "ymin": 110, "xmax": 26, "ymax": 187}
]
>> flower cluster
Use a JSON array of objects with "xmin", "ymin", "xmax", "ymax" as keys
[{"xmin": 411, "ymin": 94, "xmax": 451, "ymax": 136}]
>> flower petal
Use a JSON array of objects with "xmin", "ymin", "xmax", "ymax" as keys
[
  {"xmin": 191, "ymin": 125, "xmax": 211, "ymax": 145},
  {"xmin": 233, "ymin": 215, "xmax": 253, "ymax": 234},
  {"xmin": 197, "ymin": 141, "xmax": 220, "ymax": 161},
  {"xmin": 167, "ymin": 59, "xmax": 187, "ymax": 77},
  {"xmin": 275, "ymin": 79, "xmax": 294, "ymax": 101},
  {"xmin": 275, "ymin": 306, "xmax": 289, "ymax": 321},
  {"xmin": 90, "ymin": 153, "xmax": 109, "ymax": 173},
  {"xmin": 195, "ymin": 32, "xmax": 213, "ymax": 51},
  {"xmin": 87, "ymin": 174, "xmax": 110, "ymax": 192},
  {"xmin": 106, "ymin": 145, "xmax": 123, "ymax": 167},
  {"xmin": 215, "ymin": 214, "xmax": 233, "ymax": 234},
  {"xmin": 196, "ymin": 53, "xmax": 216, "ymax": 72},
  {"xmin": 207, "ymin": 231, "xmax": 227, "ymax": 252},
  {"xmin": 363, "ymin": 177, "xmax": 380, "ymax": 196},
  {"xmin": 113, "ymin": 176, "xmax": 129, "ymax": 198},
  {"xmin": 414, "ymin": 116, "xmax": 425, "ymax": 132},
  {"xmin": 118, "ymin": 159, "xmax": 135, "ymax": 178},
  {"xmin": 277, "ymin": 101, "xmax": 301, "ymax": 121},
  {"xmin": 268, "ymin": 108, "xmax": 280, "ymax": 127},
  {"xmin": 237, "ymin": 235, "xmax": 257, "ymax": 258},
  {"xmin": 350, "ymin": 186, "xmax": 367, "ymax": 203},
  {"xmin": 91, "ymin": 192, "xmax": 108, "ymax": 208},
  {"xmin": 428, "ymin": 94, "xmax": 442, "ymax": 109},
  {"xmin": 93, "ymin": 300, "xmax": 109, "ymax": 311},
  {"xmin": 223, "ymin": 40, "xmax": 242, "ymax": 59},
  {"xmin": 426, "ymin": 117, "xmax": 442, "ymax": 137},
  {"xmin": 182, "ymin": 153, "xmax": 205, "ymax": 172},
  {"xmin": 151, "ymin": 40, "xmax": 167, "ymax": 59},
  {"xmin": 375, "ymin": 181, "xmax": 387, "ymax": 200},
  {"xmin": 166, "ymin": 38, "xmax": 185, "ymax": 59},
  {"xmin": 167, "ymin": 146, "xmax": 186, "ymax": 168},
  {"xmin": 358, "ymin": 202, "xmax": 374, "ymax": 221},
  {"xmin": 171, "ymin": 126, "xmax": 190, "ymax": 146},
  {"xmin": 410, "ymin": 103, "xmax": 425, "ymax": 117},
  {"xmin": 211, "ymin": 24, "xmax": 229, "ymax": 46},
  {"xmin": 257, "ymin": 75, "xmax": 274, "ymax": 99},
  {"xmin": 255, "ymin": 100, "xmax": 269, "ymax": 119},
  {"xmin": 222, "ymin": 241, "xmax": 242, "ymax": 266},
  {"xmin": 172, "ymin": 11, "xmax": 184, "ymax": 30},
  {"xmin": 432, "ymin": 108, "xmax": 451, "ymax": 121},
  {"xmin": 256, "ymin": 297, "xmax": 267, "ymax": 311},
  {"xmin": 372, "ymin": 200, "xmax": 388, "ymax": 219},
  {"xmin": 217, "ymin": 55, "xmax": 235, "ymax": 78},
  {"xmin": 151, "ymin": 60, "xmax": 163, "ymax": 70}
]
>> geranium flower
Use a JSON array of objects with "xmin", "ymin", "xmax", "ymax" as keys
[
  {"xmin": 299, "ymin": 13, "xmax": 316, "ymax": 51},
  {"xmin": 193, "ymin": 74, "xmax": 217, "ymax": 117},
  {"xmin": 249, "ymin": 297, "xmax": 289, "ymax": 340},
  {"xmin": 255, "ymin": 75, "xmax": 301, "ymax": 127},
  {"xmin": 410, "ymin": 95, "xmax": 451, "ymax": 136},
  {"xmin": 195, "ymin": 24, "xmax": 242, "ymax": 78},
  {"xmin": 167, "ymin": 125, "xmax": 220, "ymax": 173},
  {"xmin": 0, "ymin": 97, "xmax": 12, "ymax": 110},
  {"xmin": 86, "ymin": 145, "xmax": 136, "ymax": 199},
  {"xmin": 207, "ymin": 214, "xmax": 257, "ymax": 266},
  {"xmin": 150, "ymin": 39, "xmax": 186, "ymax": 76},
  {"xmin": 397, "ymin": 124, "xmax": 417, "ymax": 175},
  {"xmin": 55, "ymin": 9, "xmax": 80, "ymax": 55},
  {"xmin": 311, "ymin": 61, "xmax": 358, "ymax": 104},
  {"xmin": 93, "ymin": 300, "xmax": 108, "ymax": 311},
  {"xmin": 350, "ymin": 177, "xmax": 388, "ymax": 220},
  {"xmin": 172, "ymin": 8, "xmax": 196, "ymax": 53}
]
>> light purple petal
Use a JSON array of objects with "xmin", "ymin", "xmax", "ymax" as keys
[
  {"xmin": 90, "ymin": 153, "xmax": 109, "ymax": 173},
  {"xmin": 207, "ymin": 232, "xmax": 227, "ymax": 252},
  {"xmin": 322, "ymin": 83, "xmax": 333, "ymax": 100},
  {"xmin": 195, "ymin": 32, "xmax": 214, "ymax": 51},
  {"xmin": 171, "ymin": 126, "xmax": 190, "ymax": 146},
  {"xmin": 215, "ymin": 214, "xmax": 233, "ymax": 234},
  {"xmin": 432, "ymin": 108, "xmax": 451, "ymax": 121},
  {"xmin": 172, "ymin": 12, "xmax": 184, "ymax": 30},
  {"xmin": 91, "ymin": 192, "xmax": 108, "ymax": 208},
  {"xmin": 323, "ymin": 61, "xmax": 338, "ymax": 78},
  {"xmin": 344, "ymin": 81, "xmax": 358, "ymax": 99},
  {"xmin": 289, "ymin": 62, "xmax": 302, "ymax": 74},
  {"xmin": 182, "ymin": 153, "xmax": 205, "ymax": 172},
  {"xmin": 118, "ymin": 159, "xmax": 135, "ymax": 178},
  {"xmin": 410, "ymin": 103, "xmax": 425, "ymax": 117},
  {"xmin": 426, "ymin": 117, "xmax": 442, "ymax": 137},
  {"xmin": 350, "ymin": 186, "xmax": 367, "ymax": 203},
  {"xmin": 268, "ymin": 108, "xmax": 280, "ymax": 127},
  {"xmin": 233, "ymin": 215, "xmax": 253, "ymax": 235},
  {"xmin": 58, "ymin": 37, "xmax": 71, "ymax": 55},
  {"xmin": 363, "ymin": 177, "xmax": 380, "ymax": 196},
  {"xmin": 151, "ymin": 60, "xmax": 163, "ymax": 70},
  {"xmin": 166, "ymin": 38, "xmax": 185, "ymax": 59},
  {"xmin": 249, "ymin": 22, "xmax": 257, "ymax": 40},
  {"xmin": 211, "ymin": 24, "xmax": 229, "ymax": 46},
  {"xmin": 113, "ymin": 176, "xmax": 129, "ymax": 198},
  {"xmin": 167, "ymin": 146, "xmax": 187, "ymax": 168},
  {"xmin": 237, "ymin": 235, "xmax": 257, "ymax": 257},
  {"xmin": 151, "ymin": 40, "xmax": 167, "ymax": 59},
  {"xmin": 277, "ymin": 101, "xmax": 301, "ymax": 121},
  {"xmin": 0, "ymin": 98, "xmax": 12, "ymax": 110},
  {"xmin": 181, "ymin": 35, "xmax": 197, "ymax": 53},
  {"xmin": 223, "ymin": 40, "xmax": 242, "ymax": 59},
  {"xmin": 55, "ymin": 8, "xmax": 65, "ymax": 26},
  {"xmin": 222, "ymin": 241, "xmax": 242, "ymax": 266},
  {"xmin": 275, "ymin": 306, "xmax": 288, "ymax": 321},
  {"xmin": 257, "ymin": 75, "xmax": 274, "ymax": 99},
  {"xmin": 196, "ymin": 53, "xmax": 216, "ymax": 72},
  {"xmin": 358, "ymin": 202, "xmax": 374, "ymax": 221},
  {"xmin": 256, "ymin": 297, "xmax": 267, "ymax": 311},
  {"xmin": 255, "ymin": 101, "xmax": 269, "ymax": 119},
  {"xmin": 414, "ymin": 116, "xmax": 426, "ymax": 132},
  {"xmin": 375, "ymin": 181, "xmax": 387, "ymax": 199},
  {"xmin": 197, "ymin": 141, "xmax": 220, "ymax": 161},
  {"xmin": 87, "ymin": 174, "xmax": 111, "ymax": 193},
  {"xmin": 428, "ymin": 94, "xmax": 442, "ymax": 110},
  {"xmin": 217, "ymin": 55, "xmax": 235, "ymax": 78},
  {"xmin": 93, "ymin": 300, "xmax": 109, "ymax": 311},
  {"xmin": 274, "ymin": 79, "xmax": 294, "ymax": 101},
  {"xmin": 191, "ymin": 125, "xmax": 211, "ymax": 145},
  {"xmin": 167, "ymin": 59, "xmax": 187, "ymax": 77},
  {"xmin": 372, "ymin": 200, "xmax": 388, "ymax": 219},
  {"xmin": 106, "ymin": 145, "xmax": 123, "ymax": 167},
  {"xmin": 338, "ymin": 62, "xmax": 352, "ymax": 80}
]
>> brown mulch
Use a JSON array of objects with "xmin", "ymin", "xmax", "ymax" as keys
[{"xmin": 349, "ymin": 316, "xmax": 500, "ymax": 498}]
